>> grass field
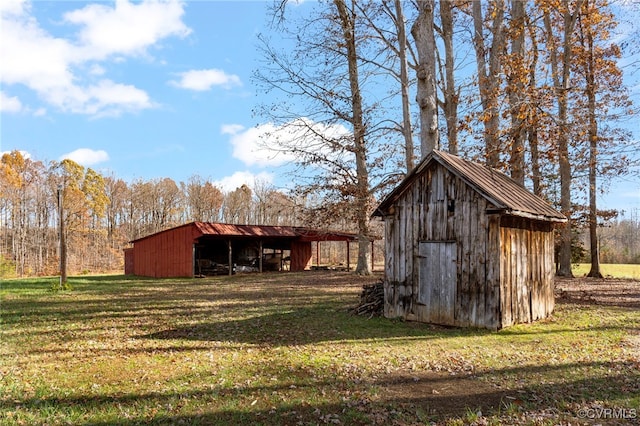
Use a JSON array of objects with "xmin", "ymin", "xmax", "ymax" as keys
[
  {"xmin": 572, "ymin": 263, "xmax": 640, "ymax": 279},
  {"xmin": 1, "ymin": 272, "xmax": 639, "ymax": 425}
]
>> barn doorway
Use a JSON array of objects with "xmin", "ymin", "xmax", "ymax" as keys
[{"xmin": 417, "ymin": 241, "xmax": 456, "ymax": 324}]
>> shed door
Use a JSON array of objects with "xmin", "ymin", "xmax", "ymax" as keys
[{"xmin": 418, "ymin": 241, "xmax": 456, "ymax": 324}]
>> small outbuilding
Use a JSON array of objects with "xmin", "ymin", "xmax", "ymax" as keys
[
  {"xmin": 125, "ymin": 222, "xmax": 364, "ymax": 278},
  {"xmin": 372, "ymin": 150, "xmax": 566, "ymax": 330}
]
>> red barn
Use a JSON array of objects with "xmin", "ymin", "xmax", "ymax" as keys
[{"xmin": 125, "ymin": 222, "xmax": 363, "ymax": 278}]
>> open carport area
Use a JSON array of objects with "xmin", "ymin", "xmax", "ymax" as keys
[{"xmin": 125, "ymin": 222, "xmax": 373, "ymax": 278}]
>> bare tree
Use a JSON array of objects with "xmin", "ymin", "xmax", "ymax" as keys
[
  {"xmin": 411, "ymin": 0, "xmax": 439, "ymax": 158},
  {"xmin": 543, "ymin": 0, "xmax": 585, "ymax": 277},
  {"xmin": 470, "ymin": 0, "xmax": 505, "ymax": 167},
  {"xmin": 255, "ymin": 0, "xmax": 405, "ymax": 274}
]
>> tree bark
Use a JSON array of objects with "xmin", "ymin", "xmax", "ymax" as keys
[
  {"xmin": 438, "ymin": 0, "xmax": 458, "ymax": 154},
  {"xmin": 471, "ymin": 0, "xmax": 505, "ymax": 167},
  {"xmin": 411, "ymin": 0, "xmax": 439, "ymax": 158},
  {"xmin": 508, "ymin": 0, "xmax": 526, "ymax": 184},
  {"xmin": 334, "ymin": 0, "xmax": 371, "ymax": 275},
  {"xmin": 544, "ymin": 0, "xmax": 585, "ymax": 277},
  {"xmin": 585, "ymin": 0, "xmax": 603, "ymax": 278}
]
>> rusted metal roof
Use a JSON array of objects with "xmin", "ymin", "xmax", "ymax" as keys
[
  {"xmin": 373, "ymin": 150, "xmax": 567, "ymax": 223},
  {"xmin": 131, "ymin": 222, "xmax": 362, "ymax": 243},
  {"xmin": 193, "ymin": 222, "xmax": 299, "ymax": 238}
]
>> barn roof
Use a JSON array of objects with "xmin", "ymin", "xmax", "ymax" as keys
[
  {"xmin": 131, "ymin": 222, "xmax": 364, "ymax": 244},
  {"xmin": 193, "ymin": 222, "xmax": 299, "ymax": 238},
  {"xmin": 373, "ymin": 150, "xmax": 567, "ymax": 223}
]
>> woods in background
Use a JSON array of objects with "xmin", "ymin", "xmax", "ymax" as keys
[
  {"xmin": 1, "ymin": 0, "xmax": 638, "ymax": 277},
  {"xmin": 0, "ymin": 151, "xmax": 308, "ymax": 277}
]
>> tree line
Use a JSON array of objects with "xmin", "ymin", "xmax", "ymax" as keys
[
  {"xmin": 255, "ymin": 0, "xmax": 636, "ymax": 276},
  {"xmin": 0, "ymin": 151, "xmax": 308, "ymax": 277}
]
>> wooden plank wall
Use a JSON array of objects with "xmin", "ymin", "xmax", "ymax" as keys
[
  {"xmin": 499, "ymin": 218, "xmax": 555, "ymax": 327},
  {"xmin": 383, "ymin": 164, "xmax": 502, "ymax": 329}
]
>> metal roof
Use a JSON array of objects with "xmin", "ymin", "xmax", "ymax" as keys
[
  {"xmin": 193, "ymin": 222, "xmax": 299, "ymax": 238},
  {"xmin": 131, "ymin": 222, "xmax": 363, "ymax": 244},
  {"xmin": 373, "ymin": 150, "xmax": 567, "ymax": 223}
]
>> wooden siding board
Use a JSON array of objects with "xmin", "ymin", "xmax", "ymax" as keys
[
  {"xmin": 475, "ymin": 196, "xmax": 487, "ymax": 328},
  {"xmin": 486, "ymin": 215, "xmax": 501, "ymax": 330},
  {"xmin": 501, "ymin": 227, "xmax": 513, "ymax": 327}
]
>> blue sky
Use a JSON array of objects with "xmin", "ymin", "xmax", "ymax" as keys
[
  {"xmin": 1, "ymin": 0, "xmax": 639, "ymax": 214},
  {"xmin": 1, "ymin": 0, "xmax": 291, "ymax": 192}
]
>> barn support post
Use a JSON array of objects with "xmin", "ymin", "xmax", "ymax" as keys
[
  {"xmin": 346, "ymin": 241, "xmax": 350, "ymax": 271},
  {"xmin": 192, "ymin": 244, "xmax": 196, "ymax": 277},
  {"xmin": 259, "ymin": 240, "xmax": 263, "ymax": 273},
  {"xmin": 227, "ymin": 239, "xmax": 233, "ymax": 276},
  {"xmin": 371, "ymin": 240, "xmax": 375, "ymax": 272},
  {"xmin": 316, "ymin": 241, "xmax": 320, "ymax": 268}
]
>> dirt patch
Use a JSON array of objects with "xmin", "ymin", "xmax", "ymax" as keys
[
  {"xmin": 376, "ymin": 371, "xmax": 512, "ymax": 419},
  {"xmin": 555, "ymin": 277, "xmax": 640, "ymax": 308}
]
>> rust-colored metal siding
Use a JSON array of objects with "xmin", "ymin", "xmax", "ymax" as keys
[
  {"xmin": 290, "ymin": 241, "xmax": 312, "ymax": 271},
  {"xmin": 133, "ymin": 223, "xmax": 199, "ymax": 277}
]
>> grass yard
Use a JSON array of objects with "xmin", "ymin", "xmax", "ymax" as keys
[
  {"xmin": 572, "ymin": 263, "xmax": 640, "ymax": 280},
  {"xmin": 1, "ymin": 272, "xmax": 639, "ymax": 425}
]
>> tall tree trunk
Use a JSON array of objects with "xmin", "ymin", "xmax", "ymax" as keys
[
  {"xmin": 394, "ymin": 0, "xmax": 415, "ymax": 172},
  {"xmin": 439, "ymin": 0, "xmax": 458, "ymax": 154},
  {"xmin": 411, "ymin": 0, "xmax": 439, "ymax": 158},
  {"xmin": 544, "ymin": 0, "xmax": 584, "ymax": 277},
  {"xmin": 334, "ymin": 0, "xmax": 371, "ymax": 275},
  {"xmin": 585, "ymin": 0, "xmax": 602, "ymax": 278},
  {"xmin": 508, "ymin": 0, "xmax": 526, "ymax": 184},
  {"xmin": 526, "ymin": 14, "xmax": 542, "ymax": 196},
  {"xmin": 471, "ymin": 0, "xmax": 505, "ymax": 167}
]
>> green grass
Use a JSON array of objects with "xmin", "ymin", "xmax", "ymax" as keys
[
  {"xmin": 1, "ymin": 272, "xmax": 638, "ymax": 425},
  {"xmin": 572, "ymin": 263, "xmax": 640, "ymax": 279}
]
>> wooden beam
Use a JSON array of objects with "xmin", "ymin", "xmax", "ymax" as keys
[
  {"xmin": 346, "ymin": 241, "xmax": 350, "ymax": 271},
  {"xmin": 228, "ymin": 239, "xmax": 233, "ymax": 276}
]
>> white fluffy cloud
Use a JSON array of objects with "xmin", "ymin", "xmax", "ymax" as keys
[
  {"xmin": 64, "ymin": 0, "xmax": 190, "ymax": 60},
  {"xmin": 170, "ymin": 69, "xmax": 242, "ymax": 91},
  {"xmin": 212, "ymin": 171, "xmax": 274, "ymax": 193},
  {"xmin": 0, "ymin": 0, "xmax": 190, "ymax": 116},
  {"xmin": 60, "ymin": 148, "xmax": 109, "ymax": 166},
  {"xmin": 0, "ymin": 91, "xmax": 23, "ymax": 113},
  {"xmin": 222, "ymin": 118, "xmax": 351, "ymax": 168}
]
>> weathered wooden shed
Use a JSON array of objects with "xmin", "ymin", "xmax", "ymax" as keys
[
  {"xmin": 372, "ymin": 150, "xmax": 567, "ymax": 330},
  {"xmin": 125, "ymin": 222, "xmax": 361, "ymax": 278}
]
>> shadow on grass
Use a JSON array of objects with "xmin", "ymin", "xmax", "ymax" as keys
[
  {"xmin": 142, "ymin": 305, "xmax": 472, "ymax": 346},
  {"xmin": 2, "ymin": 360, "xmax": 636, "ymax": 425}
]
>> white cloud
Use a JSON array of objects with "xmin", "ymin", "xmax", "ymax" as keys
[
  {"xmin": 223, "ymin": 123, "xmax": 295, "ymax": 167},
  {"xmin": 222, "ymin": 118, "xmax": 351, "ymax": 168},
  {"xmin": 83, "ymin": 80, "xmax": 153, "ymax": 116},
  {"xmin": 212, "ymin": 171, "xmax": 274, "ymax": 193},
  {"xmin": 60, "ymin": 148, "xmax": 109, "ymax": 166},
  {"xmin": 0, "ymin": 91, "xmax": 23, "ymax": 113},
  {"xmin": 0, "ymin": 0, "xmax": 27, "ymax": 19},
  {"xmin": 89, "ymin": 64, "xmax": 106, "ymax": 76},
  {"xmin": 221, "ymin": 124, "xmax": 245, "ymax": 135},
  {"xmin": 0, "ymin": 0, "xmax": 190, "ymax": 116},
  {"xmin": 64, "ymin": 0, "xmax": 191, "ymax": 61},
  {"xmin": 170, "ymin": 69, "xmax": 242, "ymax": 91}
]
